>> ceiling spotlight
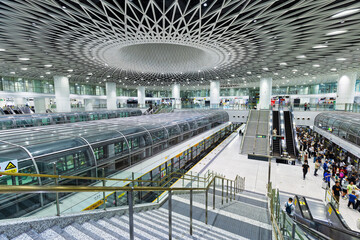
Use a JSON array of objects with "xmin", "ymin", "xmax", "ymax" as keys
[
  {"xmin": 21, "ymin": 68, "xmax": 27, "ymax": 70},
  {"xmin": 45, "ymin": 72, "xmax": 51, "ymax": 74},
  {"xmin": 18, "ymin": 57, "xmax": 30, "ymax": 61},
  {"xmin": 40, "ymin": 75, "xmax": 44, "ymax": 78},
  {"xmin": 331, "ymin": 9, "xmax": 360, "ymax": 19},
  {"xmin": 336, "ymin": 58, "xmax": 346, "ymax": 61},
  {"xmin": 10, "ymin": 71, "xmax": 15, "ymax": 74},
  {"xmin": 203, "ymin": 3, "xmax": 207, "ymax": 7},
  {"xmin": 313, "ymin": 45, "xmax": 328, "ymax": 49},
  {"xmin": 274, "ymin": 73, "xmax": 279, "ymax": 75},
  {"xmin": 279, "ymin": 62, "xmax": 287, "ymax": 66},
  {"xmin": 304, "ymin": 73, "xmax": 309, "ymax": 76},
  {"xmin": 67, "ymin": 69, "xmax": 73, "ymax": 72},
  {"xmin": 313, "ymin": 64, "xmax": 320, "ymax": 67},
  {"xmin": 247, "ymin": 71, "xmax": 251, "ymax": 74},
  {"xmin": 0, "ymin": 49, "xmax": 6, "ymax": 51},
  {"xmin": 296, "ymin": 55, "xmax": 306, "ymax": 59},
  {"xmin": 330, "ymin": 68, "xmax": 337, "ymax": 71},
  {"xmin": 326, "ymin": 30, "xmax": 348, "ymax": 36},
  {"xmin": 292, "ymin": 69, "xmax": 298, "ymax": 72},
  {"xmin": 263, "ymin": 67, "xmax": 269, "ymax": 71},
  {"xmin": 231, "ymin": 74, "xmax": 235, "ymax": 77},
  {"xmin": 44, "ymin": 64, "xmax": 52, "ymax": 67}
]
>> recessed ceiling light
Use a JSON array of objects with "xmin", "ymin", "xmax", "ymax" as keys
[
  {"xmin": 330, "ymin": 68, "xmax": 337, "ymax": 71},
  {"xmin": 326, "ymin": 30, "xmax": 348, "ymax": 36},
  {"xmin": 0, "ymin": 49, "xmax": 6, "ymax": 51},
  {"xmin": 21, "ymin": 68, "xmax": 27, "ymax": 70},
  {"xmin": 10, "ymin": 71, "xmax": 15, "ymax": 74},
  {"xmin": 274, "ymin": 73, "xmax": 279, "ymax": 75},
  {"xmin": 67, "ymin": 69, "xmax": 73, "ymax": 72},
  {"xmin": 313, "ymin": 45, "xmax": 328, "ymax": 49},
  {"xmin": 292, "ymin": 69, "xmax": 298, "ymax": 72},
  {"xmin": 304, "ymin": 73, "xmax": 309, "ymax": 76},
  {"xmin": 40, "ymin": 75, "xmax": 44, "ymax": 78},
  {"xmin": 296, "ymin": 55, "xmax": 306, "ymax": 59},
  {"xmin": 282, "ymin": 76, "xmax": 285, "ymax": 79},
  {"xmin": 44, "ymin": 64, "xmax": 52, "ymax": 67},
  {"xmin": 247, "ymin": 72, "xmax": 251, "ymax": 74},
  {"xmin": 263, "ymin": 67, "xmax": 269, "ymax": 71},
  {"xmin": 45, "ymin": 72, "xmax": 51, "ymax": 74},
  {"xmin": 313, "ymin": 64, "xmax": 320, "ymax": 67},
  {"xmin": 331, "ymin": 9, "xmax": 360, "ymax": 19},
  {"xmin": 336, "ymin": 58, "xmax": 346, "ymax": 61},
  {"xmin": 18, "ymin": 57, "xmax": 30, "ymax": 61},
  {"xmin": 279, "ymin": 62, "xmax": 287, "ymax": 66}
]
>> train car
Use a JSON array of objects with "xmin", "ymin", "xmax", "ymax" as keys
[
  {"xmin": 0, "ymin": 108, "xmax": 142, "ymax": 130},
  {"xmin": 0, "ymin": 110, "xmax": 231, "ymax": 218}
]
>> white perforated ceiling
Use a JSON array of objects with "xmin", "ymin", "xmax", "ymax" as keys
[{"xmin": 0, "ymin": 0, "xmax": 359, "ymax": 87}]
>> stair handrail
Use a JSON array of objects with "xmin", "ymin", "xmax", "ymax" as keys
[
  {"xmin": 253, "ymin": 110, "xmax": 261, "ymax": 154},
  {"xmin": 0, "ymin": 171, "xmax": 245, "ymax": 240}
]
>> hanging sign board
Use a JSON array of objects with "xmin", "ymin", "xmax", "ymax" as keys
[{"xmin": 0, "ymin": 160, "xmax": 18, "ymax": 176}]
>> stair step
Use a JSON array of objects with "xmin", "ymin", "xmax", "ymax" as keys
[
  {"xmin": 40, "ymin": 229, "xmax": 66, "ymax": 240},
  {"xmin": 0, "ymin": 235, "xmax": 8, "ymax": 240},
  {"xmin": 64, "ymin": 224, "xmax": 94, "ymax": 240},
  {"xmin": 12, "ymin": 233, "xmax": 33, "ymax": 240},
  {"xmin": 96, "ymin": 219, "xmax": 129, "ymax": 240},
  {"xmin": 82, "ymin": 222, "xmax": 118, "ymax": 240},
  {"xmin": 51, "ymin": 226, "xmax": 77, "ymax": 240}
]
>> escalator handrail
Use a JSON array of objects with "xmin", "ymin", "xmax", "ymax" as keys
[
  {"xmin": 293, "ymin": 218, "xmax": 332, "ymax": 240},
  {"xmin": 326, "ymin": 202, "xmax": 352, "ymax": 231},
  {"xmin": 296, "ymin": 195, "xmax": 360, "ymax": 238},
  {"xmin": 277, "ymin": 111, "xmax": 282, "ymax": 156},
  {"xmin": 289, "ymin": 111, "xmax": 297, "ymax": 157}
]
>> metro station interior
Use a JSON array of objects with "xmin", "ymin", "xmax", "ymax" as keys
[{"xmin": 0, "ymin": 0, "xmax": 360, "ymax": 239}]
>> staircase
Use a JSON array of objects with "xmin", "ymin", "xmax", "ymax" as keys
[
  {"xmin": 284, "ymin": 111, "xmax": 296, "ymax": 158},
  {"xmin": 1, "ymin": 187, "xmax": 271, "ymax": 240},
  {"xmin": 272, "ymin": 111, "xmax": 281, "ymax": 157}
]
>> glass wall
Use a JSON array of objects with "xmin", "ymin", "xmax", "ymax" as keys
[
  {"xmin": 0, "ymin": 76, "xmax": 54, "ymax": 94},
  {"xmin": 117, "ymin": 88, "xmax": 137, "ymax": 97},
  {"xmin": 181, "ymin": 89, "xmax": 210, "ymax": 98},
  {"xmin": 70, "ymin": 83, "xmax": 106, "ymax": 96},
  {"xmin": 145, "ymin": 90, "xmax": 171, "ymax": 98}
]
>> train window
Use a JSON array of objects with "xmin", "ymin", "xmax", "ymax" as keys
[
  {"xmin": 66, "ymin": 155, "xmax": 75, "ymax": 170},
  {"xmin": 57, "ymin": 157, "xmax": 66, "ymax": 172},
  {"xmin": 94, "ymin": 146, "xmax": 105, "ymax": 160},
  {"xmin": 19, "ymin": 166, "xmax": 37, "ymax": 185},
  {"xmin": 114, "ymin": 142, "xmax": 122, "ymax": 154}
]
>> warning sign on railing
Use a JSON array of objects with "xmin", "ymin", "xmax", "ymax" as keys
[{"xmin": 0, "ymin": 160, "xmax": 18, "ymax": 176}]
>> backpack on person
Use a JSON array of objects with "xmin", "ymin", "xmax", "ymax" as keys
[
  {"xmin": 285, "ymin": 202, "xmax": 293, "ymax": 215},
  {"xmin": 340, "ymin": 172, "xmax": 344, "ymax": 178}
]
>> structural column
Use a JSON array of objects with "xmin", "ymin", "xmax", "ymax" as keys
[
  {"xmin": 13, "ymin": 97, "xmax": 25, "ymax": 106},
  {"xmin": 259, "ymin": 78, "xmax": 272, "ymax": 110},
  {"xmin": 54, "ymin": 76, "xmax": 71, "ymax": 112},
  {"xmin": 84, "ymin": 99, "xmax": 95, "ymax": 111},
  {"xmin": 34, "ymin": 98, "xmax": 46, "ymax": 113},
  {"xmin": 171, "ymin": 84, "xmax": 181, "ymax": 109},
  {"xmin": 210, "ymin": 81, "xmax": 220, "ymax": 108},
  {"xmin": 106, "ymin": 82, "xmax": 117, "ymax": 110},
  {"xmin": 137, "ymin": 86, "xmax": 145, "ymax": 108},
  {"xmin": 336, "ymin": 72, "xmax": 357, "ymax": 110}
]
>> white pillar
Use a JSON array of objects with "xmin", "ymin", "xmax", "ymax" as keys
[
  {"xmin": 106, "ymin": 82, "xmax": 117, "ymax": 110},
  {"xmin": 54, "ymin": 76, "xmax": 71, "ymax": 112},
  {"xmin": 137, "ymin": 86, "xmax": 145, "ymax": 108},
  {"xmin": 84, "ymin": 99, "xmax": 95, "ymax": 111},
  {"xmin": 34, "ymin": 98, "xmax": 46, "ymax": 113},
  {"xmin": 172, "ymin": 84, "xmax": 181, "ymax": 109},
  {"xmin": 336, "ymin": 72, "xmax": 357, "ymax": 110},
  {"xmin": 259, "ymin": 78, "xmax": 272, "ymax": 110},
  {"xmin": 13, "ymin": 97, "xmax": 25, "ymax": 106},
  {"xmin": 210, "ymin": 81, "xmax": 220, "ymax": 108}
]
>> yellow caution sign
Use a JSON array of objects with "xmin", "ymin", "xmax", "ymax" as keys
[
  {"xmin": 83, "ymin": 200, "xmax": 104, "ymax": 211},
  {"xmin": 5, "ymin": 162, "xmax": 16, "ymax": 170},
  {"xmin": 328, "ymin": 206, "xmax": 332, "ymax": 215}
]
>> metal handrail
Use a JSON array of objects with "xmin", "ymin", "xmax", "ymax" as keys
[{"xmin": 0, "ymin": 171, "xmax": 245, "ymax": 240}]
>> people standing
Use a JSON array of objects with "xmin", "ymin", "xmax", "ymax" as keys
[
  {"xmin": 324, "ymin": 170, "xmax": 331, "ymax": 188},
  {"xmin": 284, "ymin": 198, "xmax": 295, "ymax": 216},
  {"xmin": 348, "ymin": 191, "xmax": 358, "ymax": 209},
  {"xmin": 302, "ymin": 160, "xmax": 309, "ymax": 180},
  {"xmin": 332, "ymin": 181, "xmax": 342, "ymax": 203}
]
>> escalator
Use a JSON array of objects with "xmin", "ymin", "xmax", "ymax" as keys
[
  {"xmin": 272, "ymin": 111, "xmax": 281, "ymax": 156},
  {"xmin": 293, "ymin": 195, "xmax": 360, "ymax": 240},
  {"xmin": 284, "ymin": 111, "xmax": 296, "ymax": 158}
]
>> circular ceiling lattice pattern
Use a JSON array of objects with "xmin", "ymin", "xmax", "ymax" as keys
[{"xmin": 0, "ymin": 0, "xmax": 359, "ymax": 87}]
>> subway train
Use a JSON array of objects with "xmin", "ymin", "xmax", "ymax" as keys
[
  {"xmin": 0, "ymin": 108, "xmax": 142, "ymax": 130},
  {"xmin": 0, "ymin": 110, "xmax": 233, "ymax": 219},
  {"xmin": 315, "ymin": 112, "xmax": 360, "ymax": 146}
]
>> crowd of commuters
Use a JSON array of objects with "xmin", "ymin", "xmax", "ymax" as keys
[{"xmin": 297, "ymin": 127, "xmax": 360, "ymax": 212}]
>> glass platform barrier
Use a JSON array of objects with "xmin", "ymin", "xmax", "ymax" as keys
[{"xmin": 0, "ymin": 170, "xmax": 244, "ymax": 240}]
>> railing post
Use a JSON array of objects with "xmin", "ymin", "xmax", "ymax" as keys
[
  {"xmin": 213, "ymin": 178, "xmax": 216, "ymax": 210},
  {"xmin": 53, "ymin": 163, "xmax": 60, "ymax": 216},
  {"xmin": 190, "ymin": 189, "xmax": 193, "ymax": 235},
  {"xmin": 197, "ymin": 173, "xmax": 199, "ymax": 188},
  {"xmin": 169, "ymin": 190, "xmax": 172, "ymax": 240},
  {"xmin": 102, "ymin": 168, "xmax": 106, "ymax": 211},
  {"xmin": 222, "ymin": 178, "xmax": 224, "ymax": 205},
  {"xmin": 226, "ymin": 179, "xmax": 229, "ymax": 203},
  {"xmin": 190, "ymin": 171, "xmax": 192, "ymax": 188},
  {"xmin": 230, "ymin": 181, "xmax": 232, "ymax": 202},
  {"xmin": 291, "ymin": 223, "xmax": 296, "ymax": 240},
  {"xmin": 205, "ymin": 189, "xmax": 208, "ymax": 224},
  {"xmin": 282, "ymin": 211, "xmax": 286, "ymax": 236},
  {"xmin": 128, "ymin": 189, "xmax": 134, "ymax": 240}
]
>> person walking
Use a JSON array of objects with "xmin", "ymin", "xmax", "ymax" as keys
[
  {"xmin": 332, "ymin": 181, "xmax": 342, "ymax": 204},
  {"xmin": 284, "ymin": 198, "xmax": 295, "ymax": 216},
  {"xmin": 302, "ymin": 160, "xmax": 310, "ymax": 180},
  {"xmin": 324, "ymin": 170, "xmax": 331, "ymax": 188},
  {"xmin": 348, "ymin": 191, "xmax": 358, "ymax": 209},
  {"xmin": 314, "ymin": 160, "xmax": 320, "ymax": 176}
]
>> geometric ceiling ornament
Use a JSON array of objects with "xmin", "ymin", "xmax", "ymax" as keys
[{"xmin": 0, "ymin": 0, "xmax": 359, "ymax": 87}]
